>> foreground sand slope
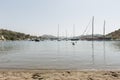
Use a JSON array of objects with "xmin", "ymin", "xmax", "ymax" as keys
[{"xmin": 0, "ymin": 70, "xmax": 120, "ymax": 80}]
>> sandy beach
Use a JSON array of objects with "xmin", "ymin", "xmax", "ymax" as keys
[{"xmin": 0, "ymin": 69, "xmax": 120, "ymax": 80}]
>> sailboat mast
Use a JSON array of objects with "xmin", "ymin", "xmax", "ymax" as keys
[
  {"xmin": 73, "ymin": 24, "xmax": 75, "ymax": 38},
  {"xmin": 103, "ymin": 20, "xmax": 106, "ymax": 39},
  {"xmin": 57, "ymin": 24, "xmax": 59, "ymax": 40},
  {"xmin": 92, "ymin": 16, "xmax": 94, "ymax": 40},
  {"xmin": 66, "ymin": 30, "xmax": 67, "ymax": 40},
  {"xmin": 92, "ymin": 16, "xmax": 94, "ymax": 64}
]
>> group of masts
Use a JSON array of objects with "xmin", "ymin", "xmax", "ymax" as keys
[
  {"xmin": 57, "ymin": 24, "xmax": 77, "ymax": 41},
  {"xmin": 91, "ymin": 16, "xmax": 107, "ymax": 41},
  {"xmin": 57, "ymin": 16, "xmax": 110, "ymax": 42}
]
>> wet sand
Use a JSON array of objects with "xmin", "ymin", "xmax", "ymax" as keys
[{"xmin": 0, "ymin": 69, "xmax": 120, "ymax": 80}]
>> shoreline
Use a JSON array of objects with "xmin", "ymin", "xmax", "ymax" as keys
[
  {"xmin": 1, "ymin": 67, "xmax": 120, "ymax": 71},
  {"xmin": 0, "ymin": 69, "xmax": 120, "ymax": 80}
]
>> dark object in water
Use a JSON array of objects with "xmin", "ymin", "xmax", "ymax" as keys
[{"xmin": 72, "ymin": 42, "xmax": 75, "ymax": 45}]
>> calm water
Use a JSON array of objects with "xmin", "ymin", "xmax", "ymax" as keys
[{"xmin": 0, "ymin": 40, "xmax": 120, "ymax": 70}]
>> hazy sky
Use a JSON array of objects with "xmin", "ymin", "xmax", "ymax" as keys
[{"xmin": 0, "ymin": 0, "xmax": 120, "ymax": 36}]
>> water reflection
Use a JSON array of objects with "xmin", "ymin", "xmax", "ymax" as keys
[
  {"xmin": 0, "ymin": 41, "xmax": 30, "ymax": 55},
  {"xmin": 91, "ymin": 41, "xmax": 107, "ymax": 67},
  {"xmin": 0, "ymin": 41, "xmax": 18, "ymax": 51},
  {"xmin": 92, "ymin": 41, "xmax": 94, "ymax": 65},
  {"xmin": 112, "ymin": 41, "xmax": 120, "ymax": 51},
  {"xmin": 0, "ymin": 41, "xmax": 16, "ymax": 54},
  {"xmin": 103, "ymin": 41, "xmax": 106, "ymax": 65},
  {"xmin": 57, "ymin": 42, "xmax": 60, "ymax": 54}
]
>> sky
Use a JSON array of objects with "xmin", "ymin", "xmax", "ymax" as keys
[{"xmin": 0, "ymin": 0, "xmax": 120, "ymax": 37}]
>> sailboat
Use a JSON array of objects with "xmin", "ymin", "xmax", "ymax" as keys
[
  {"xmin": 80, "ymin": 17, "xmax": 94, "ymax": 41},
  {"xmin": 87, "ymin": 16, "xmax": 94, "ymax": 41},
  {"xmin": 81, "ymin": 17, "xmax": 111, "ymax": 41},
  {"xmin": 102, "ymin": 20, "xmax": 111, "ymax": 41},
  {"xmin": 57, "ymin": 24, "xmax": 61, "ymax": 41},
  {"xmin": 93, "ymin": 20, "xmax": 111, "ymax": 41},
  {"xmin": 70, "ymin": 24, "xmax": 79, "ymax": 41}
]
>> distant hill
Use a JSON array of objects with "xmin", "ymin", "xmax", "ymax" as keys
[
  {"xmin": 41, "ymin": 34, "xmax": 56, "ymax": 38},
  {"xmin": 107, "ymin": 29, "xmax": 120, "ymax": 40},
  {"xmin": 41, "ymin": 34, "xmax": 57, "ymax": 40},
  {"xmin": 79, "ymin": 34, "xmax": 103, "ymax": 39},
  {"xmin": 0, "ymin": 29, "xmax": 36, "ymax": 40}
]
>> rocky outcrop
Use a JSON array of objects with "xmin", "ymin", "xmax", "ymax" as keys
[
  {"xmin": 107, "ymin": 29, "xmax": 120, "ymax": 40},
  {"xmin": 0, "ymin": 35, "xmax": 6, "ymax": 41}
]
